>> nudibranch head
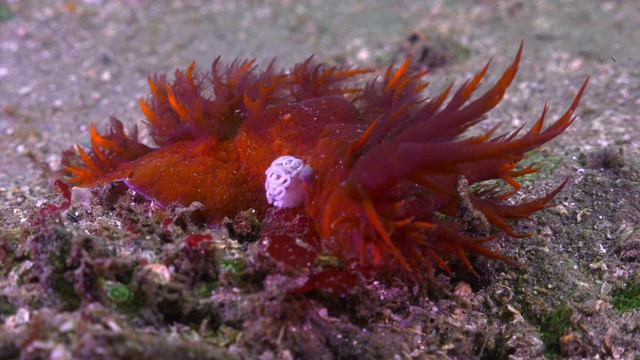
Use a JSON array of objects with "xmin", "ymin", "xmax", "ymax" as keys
[{"xmin": 265, "ymin": 156, "xmax": 313, "ymax": 208}]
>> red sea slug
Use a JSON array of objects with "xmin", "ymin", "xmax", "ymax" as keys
[{"xmin": 63, "ymin": 42, "xmax": 588, "ymax": 279}]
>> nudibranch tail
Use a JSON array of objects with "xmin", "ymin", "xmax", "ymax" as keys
[{"xmin": 64, "ymin": 117, "xmax": 151, "ymax": 185}]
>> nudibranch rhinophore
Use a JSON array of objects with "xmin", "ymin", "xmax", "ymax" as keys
[{"xmin": 64, "ymin": 41, "xmax": 588, "ymax": 279}]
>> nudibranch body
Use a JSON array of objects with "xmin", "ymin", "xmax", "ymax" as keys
[{"xmin": 64, "ymin": 42, "xmax": 588, "ymax": 278}]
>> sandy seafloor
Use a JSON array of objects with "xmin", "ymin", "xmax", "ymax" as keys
[{"xmin": 1, "ymin": 0, "xmax": 640, "ymax": 359}]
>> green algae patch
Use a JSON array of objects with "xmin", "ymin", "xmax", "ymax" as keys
[
  {"xmin": 612, "ymin": 281, "xmax": 640, "ymax": 313},
  {"xmin": 539, "ymin": 304, "xmax": 572, "ymax": 357},
  {"xmin": 0, "ymin": 0, "xmax": 13, "ymax": 22}
]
